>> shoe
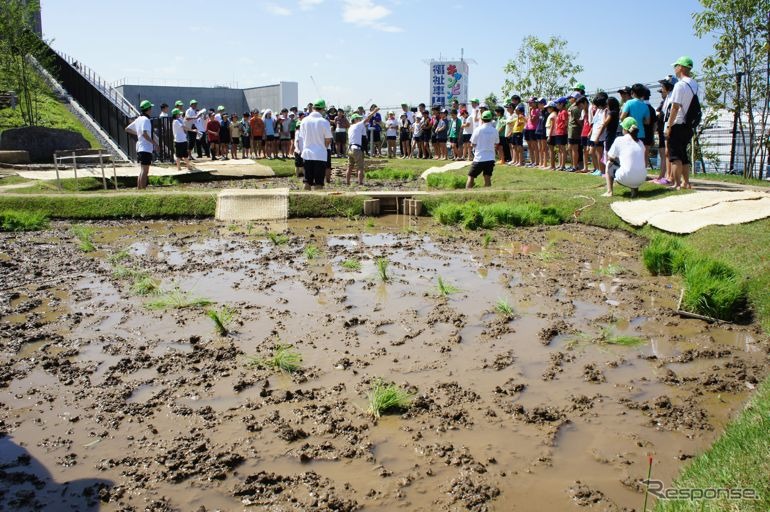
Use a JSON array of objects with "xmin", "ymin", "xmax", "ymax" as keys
[{"xmin": 591, "ymin": 170, "xmax": 602, "ymax": 176}]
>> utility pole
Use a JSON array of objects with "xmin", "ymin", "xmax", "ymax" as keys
[{"xmin": 728, "ymin": 71, "xmax": 743, "ymax": 173}]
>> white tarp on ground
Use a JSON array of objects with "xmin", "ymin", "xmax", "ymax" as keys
[
  {"xmin": 611, "ymin": 190, "xmax": 770, "ymax": 233},
  {"xmin": 215, "ymin": 188, "xmax": 288, "ymax": 221},
  {"xmin": 15, "ymin": 158, "xmax": 275, "ymax": 180},
  {"xmin": 419, "ymin": 161, "xmax": 469, "ymax": 180}
]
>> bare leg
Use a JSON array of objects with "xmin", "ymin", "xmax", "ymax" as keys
[
  {"xmin": 466, "ymin": 175, "xmax": 475, "ymax": 189},
  {"xmin": 602, "ymin": 171, "xmax": 613, "ymax": 196},
  {"xmin": 138, "ymin": 164, "xmax": 150, "ymax": 189},
  {"xmin": 483, "ymin": 174, "xmax": 491, "ymax": 187}
]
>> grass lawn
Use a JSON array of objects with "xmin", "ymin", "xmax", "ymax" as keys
[
  {"xmin": 687, "ymin": 171, "xmax": 770, "ymax": 188},
  {"xmin": 0, "ymin": 90, "xmax": 100, "ymax": 148}
]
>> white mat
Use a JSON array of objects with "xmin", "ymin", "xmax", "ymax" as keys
[
  {"xmin": 419, "ymin": 161, "xmax": 470, "ymax": 180},
  {"xmin": 611, "ymin": 190, "xmax": 770, "ymax": 233},
  {"xmin": 215, "ymin": 188, "xmax": 288, "ymax": 221},
  {"xmin": 16, "ymin": 166, "xmax": 207, "ymax": 180}
]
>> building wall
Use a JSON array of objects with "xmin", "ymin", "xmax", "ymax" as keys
[
  {"xmin": 243, "ymin": 85, "xmax": 280, "ymax": 113},
  {"xmin": 116, "ymin": 85, "xmax": 248, "ymax": 115}
]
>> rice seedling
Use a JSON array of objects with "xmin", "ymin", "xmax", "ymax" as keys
[
  {"xmin": 642, "ymin": 235, "xmax": 686, "ymax": 276},
  {"xmin": 112, "ymin": 264, "xmax": 146, "ymax": 280},
  {"xmin": 145, "ymin": 288, "xmax": 213, "ymax": 310},
  {"xmin": 537, "ymin": 241, "xmax": 560, "ymax": 262},
  {"xmin": 0, "ymin": 210, "xmax": 49, "ymax": 232},
  {"xmin": 426, "ymin": 173, "xmax": 468, "ymax": 189},
  {"xmin": 598, "ymin": 326, "xmax": 646, "ymax": 346},
  {"xmin": 431, "ymin": 201, "xmax": 566, "ymax": 230},
  {"xmin": 207, "ymin": 306, "xmax": 235, "ymax": 336},
  {"xmin": 267, "ymin": 232, "xmax": 289, "ymax": 245},
  {"xmin": 682, "ymin": 258, "xmax": 748, "ymax": 321},
  {"xmin": 437, "ymin": 276, "xmax": 459, "ymax": 296},
  {"xmin": 71, "ymin": 225, "xmax": 96, "ymax": 252},
  {"xmin": 304, "ymin": 244, "xmax": 320, "ymax": 260},
  {"xmin": 482, "ymin": 233, "xmax": 494, "ymax": 248},
  {"xmin": 148, "ymin": 175, "xmax": 179, "ymax": 187},
  {"xmin": 227, "ymin": 223, "xmax": 239, "ymax": 231},
  {"xmin": 108, "ymin": 249, "xmax": 131, "ymax": 264},
  {"xmin": 366, "ymin": 379, "xmax": 414, "ymax": 418},
  {"xmin": 375, "ymin": 257, "xmax": 389, "ymax": 282},
  {"xmin": 365, "ymin": 219, "xmax": 376, "ymax": 228},
  {"xmin": 495, "ymin": 298, "xmax": 515, "ymax": 317},
  {"xmin": 595, "ymin": 263, "xmax": 625, "ymax": 277},
  {"xmin": 245, "ymin": 222, "xmax": 254, "ymax": 235},
  {"xmin": 341, "ymin": 259, "xmax": 362, "ymax": 271},
  {"xmin": 246, "ymin": 344, "xmax": 302, "ymax": 373},
  {"xmin": 365, "ymin": 169, "xmax": 416, "ymax": 180},
  {"xmin": 130, "ymin": 275, "xmax": 161, "ymax": 296}
]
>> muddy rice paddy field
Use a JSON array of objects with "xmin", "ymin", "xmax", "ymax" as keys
[{"xmin": 1, "ymin": 217, "xmax": 767, "ymax": 511}]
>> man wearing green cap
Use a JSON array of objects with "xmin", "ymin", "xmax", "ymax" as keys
[
  {"xmin": 665, "ymin": 56, "xmax": 698, "ymax": 190},
  {"xmin": 603, "ymin": 117, "xmax": 646, "ymax": 197},
  {"xmin": 171, "ymin": 108, "xmax": 191, "ymax": 171},
  {"xmin": 467, "ymin": 110, "xmax": 499, "ymax": 188},
  {"xmin": 124, "ymin": 100, "xmax": 157, "ymax": 189},
  {"xmin": 299, "ymin": 99, "xmax": 333, "ymax": 190},
  {"xmin": 185, "ymin": 100, "xmax": 201, "ymax": 157},
  {"xmin": 347, "ymin": 107, "xmax": 379, "ymax": 185}
]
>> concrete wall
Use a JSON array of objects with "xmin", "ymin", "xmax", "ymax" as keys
[
  {"xmin": 243, "ymin": 82, "xmax": 299, "ymax": 113},
  {"xmin": 116, "ymin": 85, "xmax": 248, "ymax": 115}
]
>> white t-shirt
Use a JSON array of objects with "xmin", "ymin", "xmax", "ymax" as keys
[
  {"xmin": 669, "ymin": 77, "xmax": 698, "ymax": 125},
  {"xmin": 385, "ymin": 118, "xmax": 398, "ymax": 137},
  {"xmin": 607, "ymin": 134, "xmax": 647, "ymax": 188},
  {"xmin": 128, "ymin": 116, "xmax": 153, "ymax": 153},
  {"xmin": 470, "ymin": 121, "xmax": 499, "ymax": 163},
  {"xmin": 184, "ymin": 107, "xmax": 198, "ymax": 130},
  {"xmin": 401, "ymin": 110, "xmax": 414, "ymax": 124},
  {"xmin": 590, "ymin": 108, "xmax": 607, "ymax": 143},
  {"xmin": 461, "ymin": 116, "xmax": 473, "ymax": 135},
  {"xmin": 348, "ymin": 121, "xmax": 368, "ymax": 146},
  {"xmin": 172, "ymin": 118, "xmax": 187, "ymax": 143},
  {"xmin": 300, "ymin": 111, "xmax": 332, "ymax": 161},
  {"xmin": 194, "ymin": 111, "xmax": 206, "ymax": 138}
]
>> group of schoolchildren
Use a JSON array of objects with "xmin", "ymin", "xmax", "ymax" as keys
[{"xmin": 132, "ymin": 55, "xmax": 698, "ymax": 195}]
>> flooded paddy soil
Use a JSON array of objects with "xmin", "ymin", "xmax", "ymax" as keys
[{"xmin": 0, "ymin": 218, "xmax": 767, "ymax": 511}]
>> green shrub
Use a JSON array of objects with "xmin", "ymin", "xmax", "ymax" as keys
[
  {"xmin": 365, "ymin": 169, "xmax": 416, "ymax": 180},
  {"xmin": 682, "ymin": 259, "xmax": 748, "ymax": 321},
  {"xmin": 432, "ymin": 201, "xmax": 566, "ymax": 230},
  {"xmin": 642, "ymin": 235, "xmax": 686, "ymax": 276},
  {"xmin": 426, "ymin": 173, "xmax": 467, "ymax": 189},
  {"xmin": 0, "ymin": 210, "xmax": 49, "ymax": 231},
  {"xmin": 148, "ymin": 176, "xmax": 180, "ymax": 187}
]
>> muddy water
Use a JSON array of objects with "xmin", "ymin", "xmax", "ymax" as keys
[{"xmin": 1, "ymin": 218, "xmax": 767, "ymax": 511}]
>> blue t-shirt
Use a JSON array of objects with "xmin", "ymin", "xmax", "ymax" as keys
[
  {"xmin": 264, "ymin": 117, "xmax": 275, "ymax": 136},
  {"xmin": 621, "ymin": 98, "xmax": 650, "ymax": 138}
]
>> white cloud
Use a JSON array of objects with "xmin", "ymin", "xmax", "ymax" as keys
[
  {"xmin": 342, "ymin": 0, "xmax": 403, "ymax": 32},
  {"xmin": 264, "ymin": 2, "xmax": 291, "ymax": 15},
  {"xmin": 298, "ymin": 0, "xmax": 323, "ymax": 10}
]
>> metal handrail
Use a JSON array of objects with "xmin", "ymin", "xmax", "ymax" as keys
[{"xmin": 53, "ymin": 48, "xmax": 140, "ymax": 117}]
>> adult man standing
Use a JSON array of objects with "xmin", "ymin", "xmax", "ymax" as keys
[
  {"xmin": 665, "ymin": 56, "xmax": 699, "ymax": 190},
  {"xmin": 299, "ymin": 99, "xmax": 333, "ymax": 190},
  {"xmin": 466, "ymin": 110, "xmax": 499, "ymax": 188},
  {"xmin": 185, "ymin": 100, "xmax": 201, "ymax": 156},
  {"xmin": 124, "ymin": 100, "xmax": 157, "ymax": 189},
  {"xmin": 400, "ymin": 102, "xmax": 414, "ymax": 124}
]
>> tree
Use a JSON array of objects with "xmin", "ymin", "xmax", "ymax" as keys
[
  {"xmin": 694, "ymin": 0, "xmax": 770, "ymax": 178},
  {"xmin": 484, "ymin": 92, "xmax": 498, "ymax": 111},
  {"xmin": 0, "ymin": 0, "xmax": 49, "ymax": 127},
  {"xmin": 502, "ymin": 36, "xmax": 584, "ymax": 100}
]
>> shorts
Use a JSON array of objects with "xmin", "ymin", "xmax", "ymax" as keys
[
  {"xmin": 606, "ymin": 161, "xmax": 620, "ymax": 180},
  {"xmin": 241, "ymin": 136, "xmax": 250, "ymax": 148},
  {"xmin": 400, "ymin": 131, "xmax": 411, "ymax": 140},
  {"xmin": 644, "ymin": 131, "xmax": 655, "ymax": 147},
  {"xmin": 668, "ymin": 124, "xmax": 693, "ymax": 164},
  {"xmin": 137, "ymin": 151, "xmax": 153, "ymax": 165},
  {"xmin": 568, "ymin": 137, "xmax": 581, "ymax": 145},
  {"xmin": 294, "ymin": 153, "xmax": 304, "ymax": 168},
  {"xmin": 253, "ymin": 135, "xmax": 263, "ymax": 143},
  {"xmin": 523, "ymin": 129, "xmax": 535, "ymax": 141},
  {"xmin": 266, "ymin": 134, "xmax": 276, "ymax": 141},
  {"xmin": 174, "ymin": 142, "xmax": 188, "ymax": 159},
  {"xmin": 534, "ymin": 131, "xmax": 546, "ymax": 140},
  {"xmin": 435, "ymin": 135, "xmax": 447, "ymax": 143},
  {"xmin": 303, "ymin": 160, "xmax": 326, "ymax": 186},
  {"xmin": 372, "ymin": 131, "xmax": 381, "ymax": 143},
  {"xmin": 658, "ymin": 133, "xmax": 666, "ymax": 149},
  {"xmin": 230, "ymin": 137, "xmax": 239, "ymax": 146},
  {"xmin": 220, "ymin": 134, "xmax": 231, "ymax": 144},
  {"xmin": 386, "ymin": 135, "xmax": 397, "ymax": 141},
  {"xmin": 510, "ymin": 133, "xmax": 523, "ymax": 146},
  {"xmin": 421, "ymin": 132, "xmax": 431, "ymax": 142},
  {"xmin": 348, "ymin": 147, "xmax": 364, "ymax": 171},
  {"xmin": 449, "ymin": 137, "xmax": 458, "ymax": 144},
  {"xmin": 462, "ymin": 133, "xmax": 472, "ymax": 143},
  {"xmin": 498, "ymin": 135, "xmax": 508, "ymax": 146},
  {"xmin": 280, "ymin": 135, "xmax": 290, "ymax": 141},
  {"xmin": 580, "ymin": 136, "xmax": 590, "ymax": 147},
  {"xmin": 468, "ymin": 160, "xmax": 495, "ymax": 178},
  {"xmin": 290, "ymin": 130, "xmax": 295, "ymax": 140},
  {"xmin": 548, "ymin": 135, "xmax": 567, "ymax": 146},
  {"xmin": 335, "ymin": 132, "xmax": 348, "ymax": 145},
  {"xmin": 430, "ymin": 134, "xmax": 437, "ymax": 143}
]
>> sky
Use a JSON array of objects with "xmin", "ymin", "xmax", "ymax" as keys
[{"xmin": 41, "ymin": 0, "xmax": 715, "ymax": 108}]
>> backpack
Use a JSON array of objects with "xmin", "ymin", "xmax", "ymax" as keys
[{"xmin": 684, "ymin": 81, "xmax": 702, "ymax": 129}]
